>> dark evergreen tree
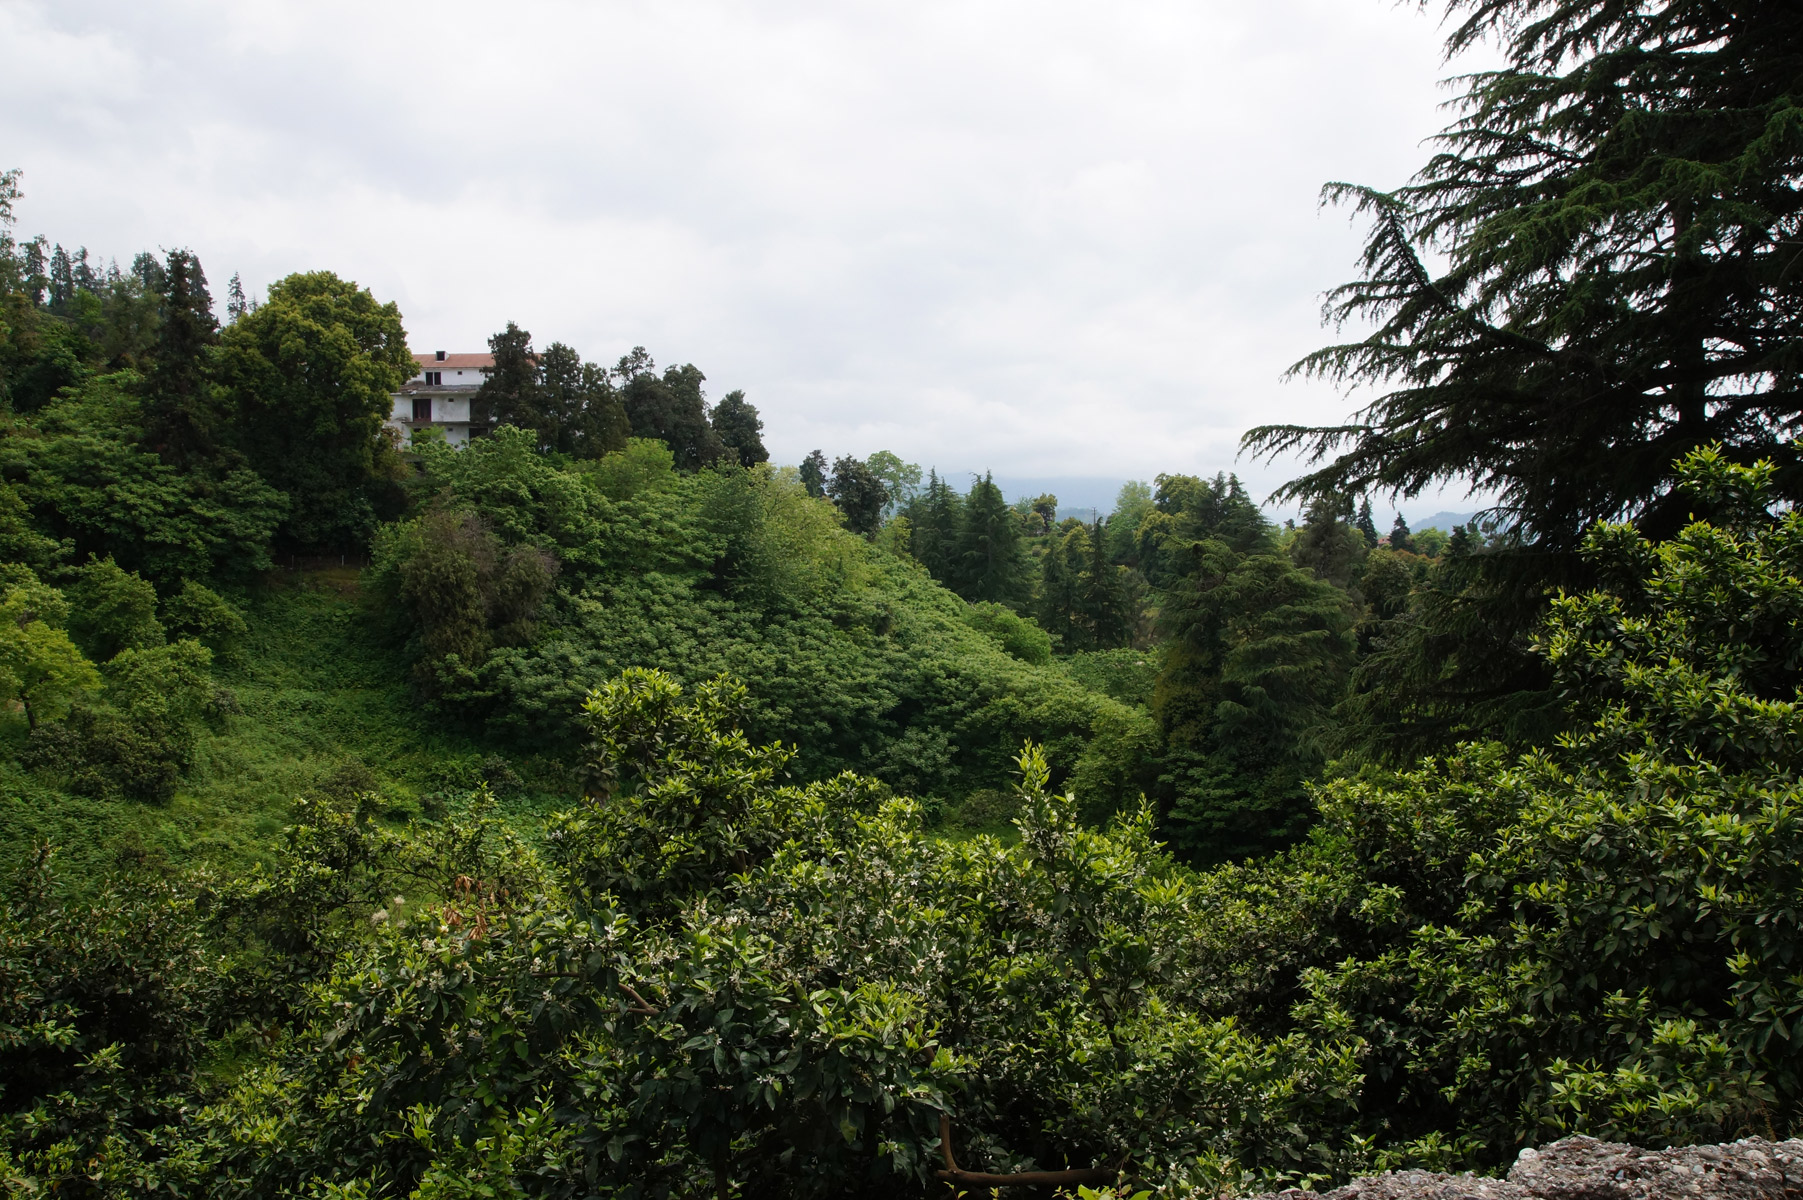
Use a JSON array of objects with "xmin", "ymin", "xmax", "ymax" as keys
[
  {"xmin": 46, "ymin": 245, "xmax": 72, "ymax": 311},
  {"xmin": 540, "ymin": 341, "xmax": 630, "ymax": 459},
  {"xmin": 22, "ymin": 236, "xmax": 45, "ymax": 307},
  {"xmin": 1355, "ymin": 498, "xmax": 1379, "ymax": 547},
  {"xmin": 1154, "ymin": 541, "xmax": 1356, "ymax": 864},
  {"xmin": 141, "ymin": 249, "xmax": 222, "ymax": 466},
  {"xmin": 1078, "ymin": 519, "xmax": 1133, "ymax": 649},
  {"xmin": 798, "ymin": 450, "xmax": 828, "ymax": 498},
  {"xmin": 1289, "ymin": 494, "xmax": 1364, "ymax": 589},
  {"xmin": 1245, "ymin": 0, "xmax": 1803, "ymax": 758},
  {"xmin": 826, "ymin": 455, "xmax": 888, "ymax": 538},
  {"xmin": 1036, "ymin": 521, "xmax": 1084, "ymax": 648},
  {"xmin": 71, "ymin": 247, "xmax": 96, "ymax": 295},
  {"xmin": 709, "ymin": 390, "xmax": 768, "ymax": 466},
  {"xmin": 474, "ymin": 327, "xmax": 630, "ymax": 459},
  {"xmin": 476, "ymin": 322, "xmax": 539, "ymax": 436},
  {"xmin": 903, "ymin": 469, "xmax": 961, "ymax": 582},
  {"xmin": 129, "ymin": 252, "xmax": 166, "ymax": 297},
  {"xmin": 618, "ymin": 360, "xmax": 726, "ymax": 471},
  {"xmin": 955, "ymin": 472, "xmax": 1030, "ymax": 608},
  {"xmin": 1389, "ymin": 514, "xmax": 1414, "ymax": 554},
  {"xmin": 226, "ymin": 272, "xmax": 252, "ymax": 323}
]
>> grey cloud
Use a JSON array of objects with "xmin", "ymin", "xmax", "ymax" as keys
[{"xmin": 1, "ymin": 0, "xmax": 1490, "ymax": 506}]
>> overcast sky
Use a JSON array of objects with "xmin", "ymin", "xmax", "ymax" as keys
[{"xmin": 1, "ymin": 0, "xmax": 1489, "ymax": 518}]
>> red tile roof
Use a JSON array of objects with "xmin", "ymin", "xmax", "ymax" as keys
[{"xmin": 413, "ymin": 353, "xmax": 495, "ymax": 371}]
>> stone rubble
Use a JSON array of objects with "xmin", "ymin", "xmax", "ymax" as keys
[{"xmin": 1255, "ymin": 1137, "xmax": 1803, "ymax": 1200}]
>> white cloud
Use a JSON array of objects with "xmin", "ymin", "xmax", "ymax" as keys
[{"xmin": 0, "ymin": 0, "xmax": 1493, "ymax": 511}]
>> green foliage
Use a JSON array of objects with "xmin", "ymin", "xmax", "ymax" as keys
[
  {"xmin": 1246, "ymin": 0, "xmax": 1803, "ymax": 756},
  {"xmin": 616, "ymin": 351, "xmax": 727, "ymax": 471},
  {"xmin": 0, "ymin": 574, "xmax": 99, "ymax": 731},
  {"xmin": 163, "ymin": 679, "xmax": 1367, "ymax": 1199},
  {"xmin": 827, "ymin": 454, "xmax": 889, "ymax": 538},
  {"xmin": 162, "ymin": 580, "xmax": 248, "ymax": 660},
  {"xmin": 709, "ymin": 389, "xmax": 768, "ymax": 466},
  {"xmin": 866, "ymin": 451, "xmax": 921, "ymax": 516},
  {"xmin": 580, "ymin": 436, "xmax": 675, "ymax": 501},
  {"xmin": 0, "ymin": 847, "xmax": 228, "ymax": 1196},
  {"xmin": 1, "ymin": 372, "xmax": 287, "ymax": 585},
  {"xmin": 370, "ymin": 503, "xmax": 557, "ymax": 689},
  {"xmin": 963, "ymin": 600, "xmax": 1052, "ymax": 666},
  {"xmin": 1155, "ymin": 543, "xmax": 1356, "ymax": 864},
  {"xmin": 1064, "ymin": 648, "xmax": 1159, "ymax": 710},
  {"xmin": 376, "ymin": 431, "xmax": 1153, "ymax": 812},
  {"xmin": 476, "ymin": 323, "xmax": 630, "ymax": 458},
  {"xmin": 66, "ymin": 556, "xmax": 163, "ymax": 662},
  {"xmin": 217, "ymin": 271, "xmax": 413, "ymax": 549}
]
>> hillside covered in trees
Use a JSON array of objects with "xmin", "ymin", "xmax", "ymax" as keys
[{"xmin": 4, "ymin": 0, "xmax": 1803, "ymax": 1195}]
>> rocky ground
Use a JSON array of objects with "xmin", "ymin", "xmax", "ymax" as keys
[{"xmin": 1256, "ymin": 1138, "xmax": 1803, "ymax": 1200}]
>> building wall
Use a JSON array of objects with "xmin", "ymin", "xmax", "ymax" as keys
[{"xmin": 407, "ymin": 366, "xmax": 487, "ymax": 386}]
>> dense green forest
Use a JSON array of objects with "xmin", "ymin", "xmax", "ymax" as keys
[{"xmin": 4, "ymin": 0, "xmax": 1803, "ymax": 1195}]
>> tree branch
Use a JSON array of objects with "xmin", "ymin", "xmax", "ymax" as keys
[{"xmin": 934, "ymin": 1112, "xmax": 1116, "ymax": 1189}]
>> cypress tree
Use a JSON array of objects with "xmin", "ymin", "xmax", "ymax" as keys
[
  {"xmin": 226, "ymin": 272, "xmax": 252, "ymax": 323},
  {"xmin": 47, "ymin": 245, "xmax": 72, "ymax": 311}
]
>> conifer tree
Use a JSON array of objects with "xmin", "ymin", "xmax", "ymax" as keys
[
  {"xmin": 798, "ymin": 450, "xmax": 828, "ymax": 498},
  {"xmin": 1246, "ymin": 0, "xmax": 1803, "ymax": 757},
  {"xmin": 141, "ymin": 249, "xmax": 222, "ymax": 466},
  {"xmin": 1389, "ymin": 514, "xmax": 1414, "ymax": 554},
  {"xmin": 1155, "ymin": 543, "xmax": 1356, "ymax": 863},
  {"xmin": 1355, "ymin": 498, "xmax": 1379, "ymax": 547},
  {"xmin": 955, "ymin": 472, "xmax": 1029, "ymax": 608},
  {"xmin": 1248, "ymin": 0, "xmax": 1803, "ymax": 546},
  {"xmin": 1036, "ymin": 522, "xmax": 1084, "ymax": 647},
  {"xmin": 477, "ymin": 322, "xmax": 540, "ymax": 435},
  {"xmin": 46, "ymin": 245, "xmax": 72, "ymax": 311},
  {"xmin": 1288, "ymin": 494, "xmax": 1364, "ymax": 589},
  {"xmin": 226, "ymin": 272, "xmax": 252, "ymax": 323},
  {"xmin": 1078, "ymin": 520, "xmax": 1133, "ymax": 649},
  {"xmin": 826, "ymin": 455, "xmax": 888, "ymax": 538},
  {"xmin": 708, "ymin": 390, "xmax": 768, "ymax": 466},
  {"xmin": 903, "ymin": 469, "xmax": 961, "ymax": 582}
]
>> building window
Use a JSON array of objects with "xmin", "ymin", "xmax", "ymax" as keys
[
  {"xmin": 423, "ymin": 370, "xmax": 443, "ymax": 386},
  {"xmin": 412, "ymin": 396, "xmax": 433, "ymax": 421}
]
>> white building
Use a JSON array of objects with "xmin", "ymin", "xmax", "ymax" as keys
[{"xmin": 389, "ymin": 350, "xmax": 493, "ymax": 447}]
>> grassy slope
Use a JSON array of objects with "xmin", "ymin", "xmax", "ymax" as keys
[
  {"xmin": 0, "ymin": 560, "xmax": 1154, "ymax": 879},
  {"xmin": 0, "ymin": 568, "xmax": 491, "ymax": 882}
]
